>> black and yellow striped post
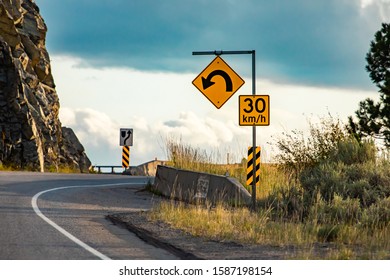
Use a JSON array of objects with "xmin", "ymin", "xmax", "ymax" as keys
[
  {"xmin": 247, "ymin": 146, "xmax": 260, "ymax": 187},
  {"xmin": 122, "ymin": 146, "xmax": 130, "ymax": 168}
]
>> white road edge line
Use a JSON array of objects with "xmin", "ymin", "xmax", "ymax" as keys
[{"xmin": 31, "ymin": 182, "xmax": 141, "ymax": 260}]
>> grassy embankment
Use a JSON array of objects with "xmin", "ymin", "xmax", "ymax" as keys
[{"xmin": 149, "ymin": 117, "xmax": 390, "ymax": 259}]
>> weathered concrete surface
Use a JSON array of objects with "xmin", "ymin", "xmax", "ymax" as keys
[
  {"xmin": 153, "ymin": 165, "xmax": 251, "ymax": 206},
  {"xmin": 125, "ymin": 159, "xmax": 168, "ymax": 176}
]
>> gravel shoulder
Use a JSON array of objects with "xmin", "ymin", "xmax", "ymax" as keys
[{"xmin": 107, "ymin": 211, "xmax": 318, "ymax": 260}]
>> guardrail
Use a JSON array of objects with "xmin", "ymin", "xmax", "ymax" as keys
[
  {"xmin": 92, "ymin": 159, "xmax": 168, "ymax": 176},
  {"xmin": 92, "ymin": 165, "xmax": 127, "ymax": 174}
]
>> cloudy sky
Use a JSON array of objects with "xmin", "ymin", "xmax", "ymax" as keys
[{"xmin": 35, "ymin": 0, "xmax": 389, "ymax": 166}]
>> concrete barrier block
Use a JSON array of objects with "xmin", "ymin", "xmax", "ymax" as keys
[
  {"xmin": 123, "ymin": 160, "xmax": 168, "ymax": 176},
  {"xmin": 153, "ymin": 165, "xmax": 251, "ymax": 206}
]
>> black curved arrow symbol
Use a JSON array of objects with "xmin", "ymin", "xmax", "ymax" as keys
[
  {"xmin": 201, "ymin": 70, "xmax": 233, "ymax": 92},
  {"xmin": 124, "ymin": 130, "xmax": 131, "ymax": 145}
]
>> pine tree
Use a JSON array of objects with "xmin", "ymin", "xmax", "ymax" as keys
[{"xmin": 348, "ymin": 23, "xmax": 390, "ymax": 147}]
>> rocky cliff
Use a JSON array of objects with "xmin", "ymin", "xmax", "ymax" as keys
[{"xmin": 0, "ymin": 0, "xmax": 91, "ymax": 172}]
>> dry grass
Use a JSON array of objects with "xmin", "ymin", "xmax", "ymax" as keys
[
  {"xmin": 149, "ymin": 201, "xmax": 390, "ymax": 259},
  {"xmin": 149, "ymin": 201, "xmax": 322, "ymax": 247},
  {"xmin": 0, "ymin": 164, "xmax": 16, "ymax": 171},
  {"xmin": 0, "ymin": 163, "xmax": 83, "ymax": 173},
  {"xmin": 154, "ymin": 130, "xmax": 390, "ymax": 259}
]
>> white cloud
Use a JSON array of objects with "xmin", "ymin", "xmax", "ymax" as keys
[
  {"xmin": 360, "ymin": 0, "xmax": 390, "ymax": 21},
  {"xmin": 361, "ymin": 0, "xmax": 375, "ymax": 8},
  {"xmin": 156, "ymin": 111, "xmax": 249, "ymax": 147},
  {"xmin": 60, "ymin": 107, "xmax": 119, "ymax": 148}
]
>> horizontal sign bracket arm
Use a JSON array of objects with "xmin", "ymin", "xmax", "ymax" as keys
[{"xmin": 192, "ymin": 50, "xmax": 254, "ymax": 56}]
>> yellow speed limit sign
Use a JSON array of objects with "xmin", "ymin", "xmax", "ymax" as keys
[{"xmin": 239, "ymin": 95, "xmax": 270, "ymax": 126}]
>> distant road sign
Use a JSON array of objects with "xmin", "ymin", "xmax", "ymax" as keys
[
  {"xmin": 192, "ymin": 56, "xmax": 245, "ymax": 109},
  {"xmin": 239, "ymin": 95, "xmax": 270, "ymax": 126},
  {"xmin": 120, "ymin": 128, "xmax": 133, "ymax": 146}
]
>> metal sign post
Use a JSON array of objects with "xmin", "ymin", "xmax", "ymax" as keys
[
  {"xmin": 251, "ymin": 50, "xmax": 257, "ymax": 212},
  {"xmin": 192, "ymin": 50, "xmax": 258, "ymax": 211}
]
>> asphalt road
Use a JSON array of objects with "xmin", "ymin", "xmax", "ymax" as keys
[{"xmin": 0, "ymin": 171, "xmax": 178, "ymax": 260}]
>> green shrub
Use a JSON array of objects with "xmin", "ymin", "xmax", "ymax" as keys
[
  {"xmin": 328, "ymin": 138, "xmax": 376, "ymax": 165},
  {"xmin": 300, "ymin": 161, "xmax": 347, "ymax": 203},
  {"xmin": 317, "ymin": 224, "xmax": 340, "ymax": 242},
  {"xmin": 299, "ymin": 140, "xmax": 389, "ymax": 208},
  {"xmin": 330, "ymin": 195, "xmax": 361, "ymax": 224},
  {"xmin": 273, "ymin": 115, "xmax": 348, "ymax": 182},
  {"xmin": 346, "ymin": 179, "xmax": 372, "ymax": 206},
  {"xmin": 362, "ymin": 197, "xmax": 390, "ymax": 229},
  {"xmin": 265, "ymin": 185, "xmax": 304, "ymax": 221},
  {"xmin": 309, "ymin": 195, "xmax": 362, "ymax": 225}
]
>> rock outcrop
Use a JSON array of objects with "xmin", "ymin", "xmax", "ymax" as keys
[{"xmin": 0, "ymin": 0, "xmax": 91, "ymax": 172}]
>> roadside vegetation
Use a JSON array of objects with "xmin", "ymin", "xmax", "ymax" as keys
[
  {"xmin": 150, "ymin": 115, "xmax": 390, "ymax": 259},
  {"xmin": 163, "ymin": 136, "xmax": 247, "ymax": 183},
  {"xmin": 148, "ymin": 23, "xmax": 390, "ymax": 259}
]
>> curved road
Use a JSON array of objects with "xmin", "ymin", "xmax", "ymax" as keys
[{"xmin": 0, "ymin": 171, "xmax": 177, "ymax": 260}]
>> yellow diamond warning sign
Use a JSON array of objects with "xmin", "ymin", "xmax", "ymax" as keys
[
  {"xmin": 192, "ymin": 56, "xmax": 245, "ymax": 109},
  {"xmin": 239, "ymin": 95, "xmax": 270, "ymax": 126}
]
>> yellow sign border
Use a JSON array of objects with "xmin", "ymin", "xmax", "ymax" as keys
[{"xmin": 239, "ymin": 95, "xmax": 270, "ymax": 126}]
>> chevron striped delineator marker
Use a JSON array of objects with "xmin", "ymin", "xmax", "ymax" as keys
[
  {"xmin": 247, "ymin": 146, "xmax": 260, "ymax": 187},
  {"xmin": 122, "ymin": 146, "xmax": 130, "ymax": 168}
]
